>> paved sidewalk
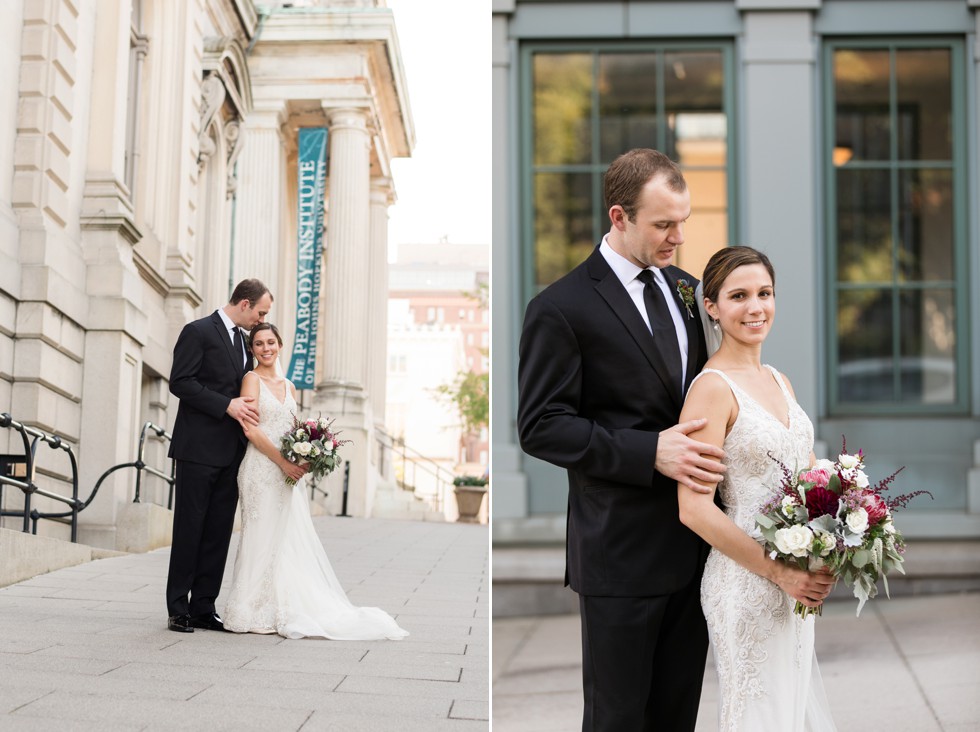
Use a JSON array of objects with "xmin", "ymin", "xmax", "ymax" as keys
[
  {"xmin": 493, "ymin": 592, "xmax": 980, "ymax": 731},
  {"xmin": 0, "ymin": 517, "xmax": 489, "ymax": 731}
]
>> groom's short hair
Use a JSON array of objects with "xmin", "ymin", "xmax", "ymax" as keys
[
  {"xmin": 230, "ymin": 279, "xmax": 273, "ymax": 307},
  {"xmin": 604, "ymin": 149, "xmax": 686, "ymax": 223}
]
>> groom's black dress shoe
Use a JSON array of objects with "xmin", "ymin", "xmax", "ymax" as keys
[
  {"xmin": 189, "ymin": 612, "xmax": 226, "ymax": 631},
  {"xmin": 168, "ymin": 614, "xmax": 194, "ymax": 633}
]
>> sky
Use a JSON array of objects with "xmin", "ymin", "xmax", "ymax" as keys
[{"xmin": 384, "ymin": 0, "xmax": 491, "ymax": 256}]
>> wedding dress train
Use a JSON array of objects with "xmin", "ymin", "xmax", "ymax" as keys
[
  {"xmin": 695, "ymin": 366, "xmax": 836, "ymax": 731},
  {"xmin": 223, "ymin": 378, "xmax": 408, "ymax": 640}
]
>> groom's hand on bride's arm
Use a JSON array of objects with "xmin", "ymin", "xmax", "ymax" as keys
[
  {"xmin": 227, "ymin": 396, "xmax": 259, "ymax": 433},
  {"xmin": 656, "ymin": 419, "xmax": 726, "ymax": 494}
]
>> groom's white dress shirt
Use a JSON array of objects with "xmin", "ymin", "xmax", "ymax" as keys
[
  {"xmin": 217, "ymin": 308, "xmax": 247, "ymax": 368},
  {"xmin": 599, "ymin": 236, "xmax": 689, "ymax": 386}
]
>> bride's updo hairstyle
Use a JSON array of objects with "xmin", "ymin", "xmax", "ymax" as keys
[
  {"xmin": 701, "ymin": 245, "xmax": 776, "ymax": 304},
  {"xmin": 248, "ymin": 322, "xmax": 282, "ymax": 350}
]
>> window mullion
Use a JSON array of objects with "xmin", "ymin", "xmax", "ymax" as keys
[
  {"xmin": 888, "ymin": 45, "xmax": 902, "ymax": 402},
  {"xmin": 656, "ymin": 50, "xmax": 666, "ymax": 154}
]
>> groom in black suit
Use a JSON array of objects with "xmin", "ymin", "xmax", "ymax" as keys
[
  {"xmin": 518, "ymin": 149, "xmax": 727, "ymax": 731},
  {"xmin": 166, "ymin": 279, "xmax": 273, "ymax": 633}
]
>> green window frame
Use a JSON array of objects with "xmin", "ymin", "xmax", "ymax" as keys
[
  {"xmin": 823, "ymin": 39, "xmax": 969, "ymax": 416},
  {"xmin": 520, "ymin": 41, "xmax": 736, "ymax": 301}
]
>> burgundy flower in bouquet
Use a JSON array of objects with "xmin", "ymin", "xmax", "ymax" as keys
[{"xmin": 803, "ymin": 485, "xmax": 839, "ymax": 520}]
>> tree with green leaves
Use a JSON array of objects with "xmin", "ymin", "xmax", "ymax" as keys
[{"xmin": 435, "ymin": 368, "xmax": 488, "ymax": 436}]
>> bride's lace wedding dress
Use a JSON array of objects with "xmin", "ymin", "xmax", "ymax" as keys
[
  {"xmin": 223, "ymin": 378, "xmax": 408, "ymax": 640},
  {"xmin": 694, "ymin": 366, "xmax": 836, "ymax": 731}
]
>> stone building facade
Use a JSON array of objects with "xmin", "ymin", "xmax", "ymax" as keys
[{"xmin": 0, "ymin": 0, "xmax": 413, "ymax": 549}]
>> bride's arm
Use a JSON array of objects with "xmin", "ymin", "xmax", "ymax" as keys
[
  {"xmin": 677, "ymin": 375, "xmax": 833, "ymax": 608},
  {"xmin": 240, "ymin": 373, "xmax": 307, "ymax": 483}
]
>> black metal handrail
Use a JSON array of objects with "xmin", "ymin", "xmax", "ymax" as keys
[
  {"xmin": 0, "ymin": 414, "xmax": 175, "ymax": 542},
  {"xmin": 122, "ymin": 420, "xmax": 176, "ymax": 507},
  {"xmin": 375, "ymin": 426, "xmax": 455, "ymax": 511},
  {"xmin": 0, "ymin": 412, "xmax": 81, "ymax": 540}
]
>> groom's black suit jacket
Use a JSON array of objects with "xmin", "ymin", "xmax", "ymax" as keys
[
  {"xmin": 518, "ymin": 246, "xmax": 709, "ymax": 597},
  {"xmin": 169, "ymin": 311, "xmax": 252, "ymax": 466}
]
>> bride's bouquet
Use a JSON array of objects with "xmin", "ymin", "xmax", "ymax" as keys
[
  {"xmin": 279, "ymin": 414, "xmax": 351, "ymax": 486},
  {"xmin": 754, "ymin": 439, "xmax": 931, "ymax": 618}
]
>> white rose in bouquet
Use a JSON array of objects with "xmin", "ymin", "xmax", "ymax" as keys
[
  {"xmin": 293, "ymin": 441, "xmax": 313, "ymax": 457},
  {"xmin": 845, "ymin": 507, "xmax": 869, "ymax": 534},
  {"xmin": 774, "ymin": 525, "xmax": 814, "ymax": 558}
]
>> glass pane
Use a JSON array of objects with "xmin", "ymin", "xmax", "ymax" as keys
[
  {"xmin": 897, "ymin": 169, "xmax": 953, "ymax": 282},
  {"xmin": 678, "ymin": 169, "xmax": 727, "ymax": 278},
  {"xmin": 665, "ymin": 51, "xmax": 725, "ymax": 164},
  {"xmin": 834, "ymin": 49, "xmax": 890, "ymax": 162},
  {"xmin": 599, "ymin": 53, "xmax": 658, "ymax": 163},
  {"xmin": 836, "ymin": 168, "xmax": 892, "ymax": 282},
  {"xmin": 896, "ymin": 49, "xmax": 952, "ymax": 160},
  {"xmin": 534, "ymin": 172, "xmax": 594, "ymax": 289},
  {"xmin": 899, "ymin": 289, "xmax": 955, "ymax": 404},
  {"xmin": 837, "ymin": 289, "xmax": 894, "ymax": 402},
  {"xmin": 533, "ymin": 53, "xmax": 592, "ymax": 165}
]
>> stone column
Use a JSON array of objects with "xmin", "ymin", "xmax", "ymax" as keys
[
  {"xmin": 0, "ymin": 2, "xmax": 24, "ymax": 431},
  {"xmin": 367, "ymin": 177, "xmax": 393, "ymax": 427},
  {"xmin": 490, "ymin": 9, "xmax": 528, "ymax": 523},
  {"xmin": 312, "ymin": 107, "xmax": 372, "ymax": 516},
  {"xmin": 76, "ymin": 0, "xmax": 150, "ymax": 549},
  {"xmin": 0, "ymin": 0, "xmax": 23, "ymax": 301},
  {"xmin": 318, "ymin": 107, "xmax": 371, "ymax": 393},
  {"xmin": 233, "ymin": 106, "xmax": 286, "ymax": 308}
]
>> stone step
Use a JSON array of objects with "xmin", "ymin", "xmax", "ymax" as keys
[{"xmin": 0, "ymin": 527, "xmax": 127, "ymax": 588}]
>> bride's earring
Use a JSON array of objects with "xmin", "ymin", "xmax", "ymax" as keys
[{"xmin": 712, "ymin": 319, "xmax": 720, "ymax": 333}]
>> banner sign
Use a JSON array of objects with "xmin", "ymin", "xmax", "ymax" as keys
[{"xmin": 286, "ymin": 127, "xmax": 328, "ymax": 389}]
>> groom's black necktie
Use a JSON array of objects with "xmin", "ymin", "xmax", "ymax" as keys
[
  {"xmin": 232, "ymin": 326, "xmax": 244, "ymax": 372},
  {"xmin": 636, "ymin": 269, "xmax": 682, "ymax": 395}
]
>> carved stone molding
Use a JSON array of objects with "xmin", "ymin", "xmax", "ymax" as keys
[
  {"xmin": 225, "ymin": 120, "xmax": 244, "ymax": 198},
  {"xmin": 198, "ymin": 73, "xmax": 226, "ymax": 169}
]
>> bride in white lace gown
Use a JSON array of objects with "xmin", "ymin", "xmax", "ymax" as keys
[
  {"xmin": 678, "ymin": 247, "xmax": 836, "ymax": 731},
  {"xmin": 223, "ymin": 323, "xmax": 408, "ymax": 641}
]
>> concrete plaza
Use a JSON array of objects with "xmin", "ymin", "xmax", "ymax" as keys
[
  {"xmin": 0, "ymin": 516, "xmax": 489, "ymax": 731},
  {"xmin": 493, "ymin": 591, "xmax": 980, "ymax": 731}
]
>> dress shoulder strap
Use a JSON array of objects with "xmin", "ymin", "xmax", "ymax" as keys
[
  {"xmin": 764, "ymin": 364, "xmax": 795, "ymax": 404},
  {"xmin": 689, "ymin": 368, "xmax": 743, "ymax": 405}
]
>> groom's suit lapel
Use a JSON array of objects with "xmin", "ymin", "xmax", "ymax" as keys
[
  {"xmin": 587, "ymin": 249, "xmax": 684, "ymax": 412},
  {"xmin": 662, "ymin": 267, "xmax": 705, "ymax": 396}
]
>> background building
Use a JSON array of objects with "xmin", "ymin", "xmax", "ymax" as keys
[
  {"xmin": 492, "ymin": 0, "xmax": 980, "ymax": 613},
  {"xmin": 0, "ymin": 0, "xmax": 414, "ymax": 550},
  {"xmin": 386, "ymin": 241, "xmax": 490, "ymax": 521}
]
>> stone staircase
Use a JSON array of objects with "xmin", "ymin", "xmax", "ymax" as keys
[{"xmin": 371, "ymin": 478, "xmax": 446, "ymax": 522}]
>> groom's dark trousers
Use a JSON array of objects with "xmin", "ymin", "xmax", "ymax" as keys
[
  {"xmin": 166, "ymin": 311, "xmax": 251, "ymax": 618},
  {"xmin": 518, "ymin": 246, "xmax": 710, "ymax": 731}
]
